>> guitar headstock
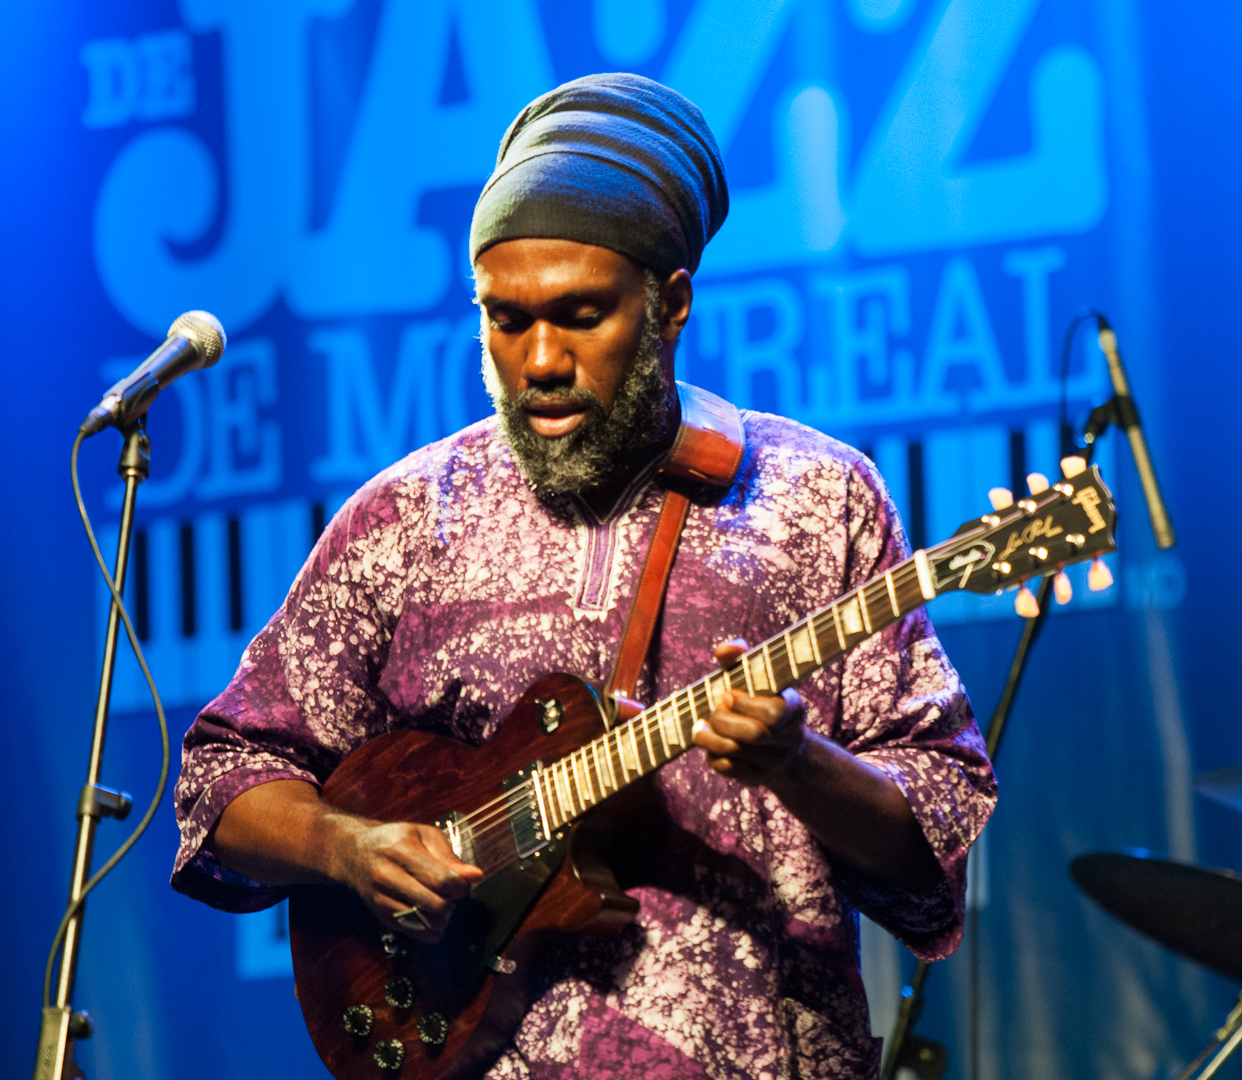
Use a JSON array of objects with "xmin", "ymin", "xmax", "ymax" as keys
[{"xmin": 926, "ymin": 457, "xmax": 1117, "ymax": 612}]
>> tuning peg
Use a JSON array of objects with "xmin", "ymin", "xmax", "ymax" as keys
[
  {"xmin": 1026, "ymin": 472, "xmax": 1050, "ymax": 494},
  {"xmin": 988, "ymin": 487, "xmax": 1013, "ymax": 510},
  {"xmin": 1087, "ymin": 558, "xmax": 1114, "ymax": 592},
  {"xmin": 1060, "ymin": 455, "xmax": 1087, "ymax": 478},
  {"xmin": 1015, "ymin": 585, "xmax": 1040, "ymax": 618},
  {"xmin": 1053, "ymin": 571, "xmax": 1073, "ymax": 605}
]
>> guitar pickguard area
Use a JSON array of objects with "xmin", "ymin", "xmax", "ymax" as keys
[{"xmin": 403, "ymin": 833, "xmax": 567, "ymax": 1015}]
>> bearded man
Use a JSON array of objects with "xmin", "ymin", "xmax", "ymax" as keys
[{"xmin": 172, "ymin": 74, "xmax": 995, "ymax": 1078}]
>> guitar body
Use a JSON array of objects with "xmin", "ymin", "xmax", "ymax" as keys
[{"xmin": 289, "ymin": 673, "xmax": 641, "ymax": 1080}]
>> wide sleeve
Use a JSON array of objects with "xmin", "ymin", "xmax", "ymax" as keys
[
  {"xmin": 170, "ymin": 475, "xmax": 424, "ymax": 912},
  {"xmin": 817, "ymin": 458, "xmax": 997, "ymax": 960}
]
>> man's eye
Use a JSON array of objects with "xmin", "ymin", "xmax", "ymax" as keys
[
  {"xmin": 489, "ymin": 312, "xmax": 528, "ymax": 332},
  {"xmin": 571, "ymin": 310, "xmax": 603, "ymax": 327}
]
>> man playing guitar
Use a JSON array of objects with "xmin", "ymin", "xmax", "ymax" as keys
[{"xmin": 172, "ymin": 74, "xmax": 995, "ymax": 1079}]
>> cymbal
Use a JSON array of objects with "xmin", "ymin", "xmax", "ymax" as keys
[
  {"xmin": 1070, "ymin": 853, "xmax": 1242, "ymax": 981},
  {"xmin": 1195, "ymin": 767, "xmax": 1242, "ymax": 812}
]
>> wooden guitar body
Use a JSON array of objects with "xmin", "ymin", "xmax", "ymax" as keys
[{"xmin": 289, "ymin": 673, "xmax": 640, "ymax": 1080}]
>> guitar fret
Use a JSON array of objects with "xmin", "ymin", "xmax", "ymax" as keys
[
  {"xmin": 558, "ymin": 761, "xmax": 576, "ymax": 817},
  {"xmin": 831, "ymin": 603, "xmax": 847, "ymax": 651},
  {"xmin": 813, "ymin": 612, "xmax": 834, "ymax": 664},
  {"xmin": 783, "ymin": 630, "xmax": 798, "ymax": 679},
  {"xmin": 859, "ymin": 587, "xmax": 873, "ymax": 634},
  {"xmin": 602, "ymin": 735, "xmax": 619, "ymax": 790},
  {"xmin": 628, "ymin": 723, "xmax": 644, "ymax": 774},
  {"xmin": 688, "ymin": 684, "xmax": 702, "ymax": 723},
  {"xmin": 741, "ymin": 657, "xmax": 755, "ymax": 694},
  {"xmin": 809, "ymin": 617, "xmax": 823, "ymax": 665},
  {"xmin": 745, "ymin": 651, "xmax": 767, "ymax": 694},
  {"xmin": 773, "ymin": 639, "xmax": 796, "ymax": 689},
  {"xmin": 584, "ymin": 748, "xmax": 598, "ymax": 800},
  {"xmin": 568, "ymin": 754, "xmax": 583, "ymax": 808},
  {"xmin": 591, "ymin": 740, "xmax": 608, "ymax": 794},
  {"xmin": 885, "ymin": 570, "xmax": 900, "ymax": 617},
  {"xmin": 612, "ymin": 730, "xmax": 629, "ymax": 781},
  {"xmin": 762, "ymin": 645, "xmax": 776, "ymax": 692},
  {"xmin": 547, "ymin": 767, "xmax": 565, "ymax": 826},
  {"xmin": 655, "ymin": 702, "xmax": 671, "ymax": 758},
  {"xmin": 575, "ymin": 750, "xmax": 595, "ymax": 804},
  {"xmin": 670, "ymin": 696, "xmax": 686, "ymax": 748},
  {"xmin": 706, "ymin": 677, "xmax": 720, "ymax": 712},
  {"xmin": 678, "ymin": 693, "xmax": 695, "ymax": 742},
  {"xmin": 548, "ymin": 762, "xmax": 561, "ymax": 823},
  {"xmin": 641, "ymin": 714, "xmax": 658, "ymax": 768}
]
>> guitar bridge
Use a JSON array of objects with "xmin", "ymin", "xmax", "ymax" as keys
[{"xmin": 503, "ymin": 764, "xmax": 549, "ymax": 859}]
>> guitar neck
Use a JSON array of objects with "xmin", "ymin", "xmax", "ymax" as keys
[{"xmin": 532, "ymin": 544, "xmax": 945, "ymax": 832}]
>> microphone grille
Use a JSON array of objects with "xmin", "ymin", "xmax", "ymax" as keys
[{"xmin": 168, "ymin": 310, "xmax": 227, "ymax": 364}]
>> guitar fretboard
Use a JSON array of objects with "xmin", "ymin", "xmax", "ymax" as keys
[{"xmin": 531, "ymin": 548, "xmax": 942, "ymax": 832}]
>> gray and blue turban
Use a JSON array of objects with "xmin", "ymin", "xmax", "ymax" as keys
[{"xmin": 470, "ymin": 73, "xmax": 728, "ymax": 276}]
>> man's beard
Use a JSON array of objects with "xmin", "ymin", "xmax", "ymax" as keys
[{"xmin": 482, "ymin": 276, "xmax": 674, "ymax": 498}]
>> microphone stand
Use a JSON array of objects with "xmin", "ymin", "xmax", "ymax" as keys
[{"xmin": 34, "ymin": 423, "xmax": 148, "ymax": 1080}]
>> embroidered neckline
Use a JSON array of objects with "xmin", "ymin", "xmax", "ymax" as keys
[{"xmin": 570, "ymin": 458, "xmax": 665, "ymax": 616}]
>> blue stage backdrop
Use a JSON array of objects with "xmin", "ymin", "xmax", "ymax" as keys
[{"xmin": 3, "ymin": 2, "xmax": 1241, "ymax": 1078}]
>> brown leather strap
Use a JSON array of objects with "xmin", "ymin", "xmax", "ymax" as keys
[
  {"xmin": 663, "ymin": 383, "xmax": 746, "ymax": 487},
  {"xmin": 604, "ymin": 383, "xmax": 744, "ymax": 704},
  {"xmin": 605, "ymin": 488, "xmax": 692, "ymax": 703}
]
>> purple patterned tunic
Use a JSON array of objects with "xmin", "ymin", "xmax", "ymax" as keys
[{"xmin": 173, "ymin": 405, "xmax": 995, "ymax": 1079}]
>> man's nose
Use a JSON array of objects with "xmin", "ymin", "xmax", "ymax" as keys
[{"xmin": 524, "ymin": 321, "xmax": 574, "ymax": 384}]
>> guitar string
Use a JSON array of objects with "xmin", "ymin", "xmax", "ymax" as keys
[
  {"xmin": 454, "ymin": 549, "xmax": 945, "ymax": 845},
  {"xmin": 446, "ymin": 501, "xmax": 1079, "ymax": 878},
  {"xmin": 446, "ymin": 552, "xmax": 946, "ymax": 878}
]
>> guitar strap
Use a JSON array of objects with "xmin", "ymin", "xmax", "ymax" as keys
[{"xmin": 603, "ymin": 383, "xmax": 745, "ymax": 709}]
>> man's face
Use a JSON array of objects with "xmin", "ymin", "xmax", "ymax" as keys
[
  {"xmin": 476, "ymin": 238, "xmax": 657, "ymax": 433},
  {"xmin": 475, "ymin": 238, "xmax": 686, "ymax": 496}
]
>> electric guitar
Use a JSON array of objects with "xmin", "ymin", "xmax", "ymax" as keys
[{"xmin": 289, "ymin": 460, "xmax": 1117, "ymax": 1080}]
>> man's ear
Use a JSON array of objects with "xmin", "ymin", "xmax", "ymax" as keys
[{"xmin": 660, "ymin": 269, "xmax": 693, "ymax": 344}]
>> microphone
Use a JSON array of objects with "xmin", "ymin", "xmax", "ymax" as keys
[
  {"xmin": 1095, "ymin": 314, "xmax": 1176, "ymax": 549},
  {"xmin": 80, "ymin": 310, "xmax": 227, "ymax": 437}
]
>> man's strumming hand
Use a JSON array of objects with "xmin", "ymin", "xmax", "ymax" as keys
[
  {"xmin": 333, "ymin": 818, "xmax": 484, "ymax": 943},
  {"xmin": 209, "ymin": 779, "xmax": 483, "ymax": 943}
]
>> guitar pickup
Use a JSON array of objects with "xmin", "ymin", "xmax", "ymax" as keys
[{"xmin": 503, "ymin": 764, "xmax": 549, "ymax": 860}]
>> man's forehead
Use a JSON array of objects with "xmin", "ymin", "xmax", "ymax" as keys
[{"xmin": 474, "ymin": 238, "xmax": 642, "ymax": 305}]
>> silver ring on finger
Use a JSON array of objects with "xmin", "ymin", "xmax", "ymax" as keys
[{"xmin": 393, "ymin": 903, "xmax": 431, "ymax": 933}]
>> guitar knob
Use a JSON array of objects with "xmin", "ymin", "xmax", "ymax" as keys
[
  {"xmin": 1060, "ymin": 455, "xmax": 1087, "ymax": 478},
  {"xmin": 373, "ymin": 1039, "xmax": 405, "ymax": 1070},
  {"xmin": 988, "ymin": 487, "xmax": 1013, "ymax": 510},
  {"xmin": 1026, "ymin": 472, "xmax": 1049, "ymax": 494},
  {"xmin": 418, "ymin": 1011, "xmax": 449, "ymax": 1046},
  {"xmin": 343, "ymin": 1004, "xmax": 373, "ymax": 1038},
  {"xmin": 385, "ymin": 976, "xmax": 414, "ymax": 1009}
]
